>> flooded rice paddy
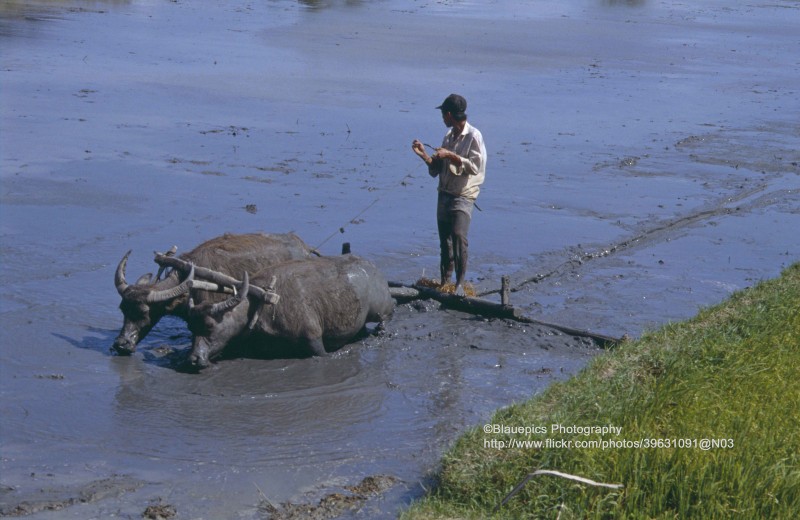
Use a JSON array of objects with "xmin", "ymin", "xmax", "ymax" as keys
[{"xmin": 1, "ymin": 0, "xmax": 798, "ymax": 518}]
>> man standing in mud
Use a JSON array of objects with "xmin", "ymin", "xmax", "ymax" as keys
[{"xmin": 412, "ymin": 93, "xmax": 487, "ymax": 296}]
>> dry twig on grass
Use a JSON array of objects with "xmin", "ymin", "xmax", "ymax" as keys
[{"xmin": 494, "ymin": 469, "xmax": 623, "ymax": 513}]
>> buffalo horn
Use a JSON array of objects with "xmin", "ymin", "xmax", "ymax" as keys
[
  {"xmin": 210, "ymin": 271, "xmax": 249, "ymax": 316},
  {"xmin": 188, "ymin": 279, "xmax": 234, "ymax": 294},
  {"xmin": 145, "ymin": 264, "xmax": 195, "ymax": 303},
  {"xmin": 115, "ymin": 250, "xmax": 133, "ymax": 296}
]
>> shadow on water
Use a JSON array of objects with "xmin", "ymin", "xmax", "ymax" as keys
[
  {"xmin": 51, "ymin": 327, "xmax": 198, "ymax": 373},
  {"xmin": 297, "ymin": 0, "xmax": 365, "ymax": 11},
  {"xmin": 53, "ymin": 319, "xmax": 385, "ymax": 374},
  {"xmin": 52, "ymin": 328, "xmax": 117, "ymax": 357},
  {"xmin": 51, "ymin": 324, "xmax": 200, "ymax": 371}
]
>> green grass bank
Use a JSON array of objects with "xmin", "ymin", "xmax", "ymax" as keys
[{"xmin": 402, "ymin": 263, "xmax": 800, "ymax": 519}]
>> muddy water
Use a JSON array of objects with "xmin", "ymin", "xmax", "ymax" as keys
[{"xmin": 1, "ymin": 0, "xmax": 798, "ymax": 518}]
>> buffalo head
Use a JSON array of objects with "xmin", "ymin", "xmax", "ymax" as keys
[
  {"xmin": 112, "ymin": 251, "xmax": 193, "ymax": 355},
  {"xmin": 187, "ymin": 271, "xmax": 252, "ymax": 369}
]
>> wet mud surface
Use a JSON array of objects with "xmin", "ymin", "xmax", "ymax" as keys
[{"xmin": 1, "ymin": 0, "xmax": 798, "ymax": 518}]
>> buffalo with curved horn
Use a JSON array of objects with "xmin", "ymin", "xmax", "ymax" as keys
[
  {"xmin": 112, "ymin": 232, "xmax": 315, "ymax": 355},
  {"xmin": 186, "ymin": 254, "xmax": 395, "ymax": 368}
]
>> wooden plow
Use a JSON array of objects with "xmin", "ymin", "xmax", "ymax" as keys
[{"xmin": 152, "ymin": 248, "xmax": 622, "ymax": 349}]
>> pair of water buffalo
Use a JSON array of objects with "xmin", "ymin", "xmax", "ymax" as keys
[{"xmin": 113, "ymin": 232, "xmax": 394, "ymax": 368}]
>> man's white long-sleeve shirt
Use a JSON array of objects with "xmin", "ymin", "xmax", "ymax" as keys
[{"xmin": 429, "ymin": 121, "xmax": 487, "ymax": 200}]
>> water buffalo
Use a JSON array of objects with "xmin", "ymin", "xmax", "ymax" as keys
[
  {"xmin": 112, "ymin": 232, "xmax": 315, "ymax": 355},
  {"xmin": 186, "ymin": 254, "xmax": 395, "ymax": 368}
]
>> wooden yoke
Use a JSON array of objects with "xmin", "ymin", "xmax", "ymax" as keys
[{"xmin": 153, "ymin": 252, "xmax": 275, "ymax": 303}]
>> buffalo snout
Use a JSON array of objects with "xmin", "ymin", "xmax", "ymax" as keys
[
  {"xmin": 189, "ymin": 340, "xmax": 212, "ymax": 369},
  {"xmin": 112, "ymin": 334, "xmax": 137, "ymax": 356},
  {"xmin": 189, "ymin": 353, "xmax": 210, "ymax": 368}
]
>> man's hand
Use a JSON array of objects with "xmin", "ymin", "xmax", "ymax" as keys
[
  {"xmin": 435, "ymin": 148, "xmax": 462, "ymax": 167},
  {"xmin": 412, "ymin": 139, "xmax": 432, "ymax": 164}
]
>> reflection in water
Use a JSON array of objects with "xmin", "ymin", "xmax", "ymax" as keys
[
  {"xmin": 602, "ymin": 0, "xmax": 646, "ymax": 6},
  {"xmin": 0, "ymin": 0, "xmax": 132, "ymax": 38}
]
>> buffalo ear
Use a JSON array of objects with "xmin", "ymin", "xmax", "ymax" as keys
[{"xmin": 136, "ymin": 273, "xmax": 153, "ymax": 285}]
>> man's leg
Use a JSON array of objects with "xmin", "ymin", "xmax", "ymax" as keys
[
  {"xmin": 451, "ymin": 210, "xmax": 471, "ymax": 293},
  {"xmin": 437, "ymin": 193, "xmax": 455, "ymax": 285},
  {"xmin": 437, "ymin": 216, "xmax": 454, "ymax": 285}
]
